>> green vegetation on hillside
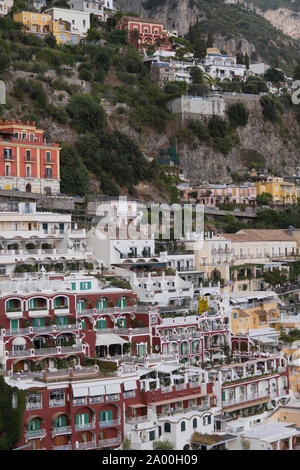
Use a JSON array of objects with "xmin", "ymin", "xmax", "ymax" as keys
[
  {"xmin": 0, "ymin": 15, "xmax": 182, "ymax": 200},
  {"xmin": 187, "ymin": 0, "xmax": 300, "ymax": 73}
]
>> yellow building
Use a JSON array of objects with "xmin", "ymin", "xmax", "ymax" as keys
[
  {"xmin": 256, "ymin": 176, "xmax": 297, "ymax": 204},
  {"xmin": 13, "ymin": 11, "xmax": 71, "ymax": 44},
  {"xmin": 230, "ymin": 291, "xmax": 280, "ymax": 335}
]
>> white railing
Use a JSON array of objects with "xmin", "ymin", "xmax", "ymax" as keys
[
  {"xmin": 76, "ymin": 440, "xmax": 97, "ymax": 450},
  {"xmin": 25, "ymin": 429, "xmax": 47, "ymax": 440},
  {"xmin": 126, "ymin": 415, "xmax": 148, "ymax": 424},
  {"xmin": 73, "ymin": 398, "xmax": 87, "ymax": 406},
  {"xmin": 98, "ymin": 438, "xmax": 121, "ymax": 448},
  {"xmin": 161, "ymin": 385, "xmax": 172, "ymax": 393},
  {"xmin": 52, "ymin": 426, "xmax": 72, "ymax": 436},
  {"xmin": 99, "ymin": 419, "xmax": 121, "ymax": 428},
  {"xmin": 75, "ymin": 420, "xmax": 96, "ymax": 431},
  {"xmin": 49, "ymin": 400, "xmax": 65, "ymax": 408},
  {"xmin": 8, "ymin": 349, "xmax": 30, "ymax": 357},
  {"xmin": 189, "ymin": 381, "xmax": 202, "ymax": 389},
  {"xmin": 90, "ymin": 396, "xmax": 104, "ymax": 404},
  {"xmin": 106, "ymin": 394, "xmax": 120, "ymax": 402},
  {"xmin": 53, "ymin": 444, "xmax": 72, "ymax": 450},
  {"xmin": 175, "ymin": 383, "xmax": 186, "ymax": 391},
  {"xmin": 222, "ymin": 393, "xmax": 269, "ymax": 408},
  {"xmin": 123, "ymin": 390, "xmax": 135, "ymax": 399},
  {"xmin": 26, "ymin": 401, "xmax": 42, "ymax": 410}
]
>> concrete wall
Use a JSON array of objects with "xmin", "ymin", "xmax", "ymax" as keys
[
  {"xmin": 168, "ymin": 96, "xmax": 225, "ymax": 118},
  {"xmin": 0, "ymin": 81, "xmax": 6, "ymax": 105}
]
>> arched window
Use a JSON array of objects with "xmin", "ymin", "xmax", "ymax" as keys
[
  {"xmin": 181, "ymin": 421, "xmax": 186, "ymax": 432},
  {"xmin": 192, "ymin": 418, "xmax": 197, "ymax": 429},
  {"xmin": 164, "ymin": 422, "xmax": 171, "ymax": 433}
]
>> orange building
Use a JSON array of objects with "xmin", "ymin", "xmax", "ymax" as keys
[
  {"xmin": 115, "ymin": 15, "xmax": 173, "ymax": 51},
  {"xmin": 0, "ymin": 119, "xmax": 60, "ymax": 194}
]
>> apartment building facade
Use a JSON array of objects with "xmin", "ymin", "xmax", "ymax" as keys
[
  {"xmin": 0, "ymin": 120, "xmax": 60, "ymax": 194},
  {"xmin": 115, "ymin": 16, "xmax": 173, "ymax": 52}
]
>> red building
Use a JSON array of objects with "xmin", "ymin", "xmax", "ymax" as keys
[
  {"xmin": 0, "ymin": 119, "xmax": 60, "ymax": 194},
  {"xmin": 115, "ymin": 15, "xmax": 173, "ymax": 51}
]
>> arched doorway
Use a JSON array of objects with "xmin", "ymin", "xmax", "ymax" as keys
[{"xmin": 26, "ymin": 184, "xmax": 31, "ymax": 193}]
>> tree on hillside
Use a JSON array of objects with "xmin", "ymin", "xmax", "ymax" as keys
[{"xmin": 264, "ymin": 67, "xmax": 285, "ymax": 84}]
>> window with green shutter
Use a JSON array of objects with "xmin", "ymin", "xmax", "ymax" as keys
[
  {"xmin": 28, "ymin": 419, "xmax": 40, "ymax": 431},
  {"xmin": 33, "ymin": 317, "xmax": 45, "ymax": 328},
  {"xmin": 97, "ymin": 299, "xmax": 107, "ymax": 311},
  {"xmin": 10, "ymin": 319, "xmax": 18, "ymax": 330},
  {"xmin": 100, "ymin": 410, "xmax": 112, "ymax": 422},
  {"xmin": 56, "ymin": 316, "xmax": 68, "ymax": 326},
  {"xmin": 54, "ymin": 415, "xmax": 66, "ymax": 428},
  {"xmin": 76, "ymin": 413, "xmax": 89, "ymax": 427},
  {"xmin": 80, "ymin": 282, "xmax": 92, "ymax": 290},
  {"xmin": 97, "ymin": 319, "xmax": 107, "ymax": 330},
  {"xmin": 71, "ymin": 282, "xmax": 76, "ymax": 290}
]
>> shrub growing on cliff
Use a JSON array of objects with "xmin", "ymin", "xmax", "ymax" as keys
[
  {"xmin": 260, "ymin": 95, "xmax": 284, "ymax": 123},
  {"xmin": 0, "ymin": 376, "xmax": 25, "ymax": 450},
  {"xmin": 227, "ymin": 102, "xmax": 249, "ymax": 128},
  {"xmin": 66, "ymin": 94, "xmax": 107, "ymax": 133}
]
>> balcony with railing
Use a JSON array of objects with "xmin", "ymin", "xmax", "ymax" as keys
[
  {"xmin": 75, "ymin": 440, "xmax": 97, "ymax": 450},
  {"xmin": 25, "ymin": 428, "xmax": 47, "ymax": 441},
  {"xmin": 222, "ymin": 392, "xmax": 269, "ymax": 409},
  {"xmin": 53, "ymin": 444, "xmax": 73, "ymax": 450},
  {"xmin": 90, "ymin": 396, "xmax": 104, "ymax": 404},
  {"xmin": 106, "ymin": 394, "xmax": 120, "ymax": 402},
  {"xmin": 98, "ymin": 437, "xmax": 121, "ymax": 448},
  {"xmin": 75, "ymin": 419, "xmax": 96, "ymax": 432},
  {"xmin": 52, "ymin": 425, "xmax": 72, "ymax": 437},
  {"xmin": 99, "ymin": 419, "xmax": 121, "ymax": 428},
  {"xmin": 126, "ymin": 415, "xmax": 148, "ymax": 425}
]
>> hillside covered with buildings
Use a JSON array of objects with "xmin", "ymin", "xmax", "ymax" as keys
[{"xmin": 0, "ymin": 0, "xmax": 300, "ymax": 454}]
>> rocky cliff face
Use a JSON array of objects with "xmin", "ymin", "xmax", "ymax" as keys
[
  {"xmin": 114, "ymin": 0, "xmax": 200, "ymax": 36},
  {"xmin": 225, "ymin": 1, "xmax": 300, "ymax": 39},
  {"xmin": 260, "ymin": 8, "xmax": 300, "ymax": 40}
]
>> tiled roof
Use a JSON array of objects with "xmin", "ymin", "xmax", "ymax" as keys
[
  {"xmin": 221, "ymin": 229, "xmax": 293, "ymax": 242},
  {"xmin": 121, "ymin": 16, "xmax": 163, "ymax": 25}
]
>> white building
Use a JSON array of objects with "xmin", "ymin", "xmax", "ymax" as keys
[
  {"xmin": 45, "ymin": 7, "xmax": 90, "ymax": 38},
  {"xmin": 68, "ymin": 0, "xmax": 115, "ymax": 21},
  {"xmin": 24, "ymin": 0, "xmax": 46, "ymax": 11},
  {"xmin": 199, "ymin": 53, "xmax": 246, "ymax": 81},
  {"xmin": 0, "ymin": 0, "xmax": 13, "ymax": 16},
  {"xmin": 0, "ymin": 201, "xmax": 101, "ymax": 277},
  {"xmin": 131, "ymin": 271, "xmax": 194, "ymax": 307}
]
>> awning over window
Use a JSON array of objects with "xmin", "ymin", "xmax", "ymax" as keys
[
  {"xmin": 105, "ymin": 383, "xmax": 121, "ymax": 395},
  {"xmin": 72, "ymin": 385, "xmax": 89, "ymax": 398},
  {"xmin": 12, "ymin": 337, "xmax": 26, "ymax": 346},
  {"xmin": 123, "ymin": 380, "xmax": 137, "ymax": 391},
  {"xmin": 89, "ymin": 385, "xmax": 105, "ymax": 396},
  {"xmin": 95, "ymin": 333, "xmax": 129, "ymax": 346}
]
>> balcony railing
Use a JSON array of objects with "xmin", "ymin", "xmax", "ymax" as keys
[
  {"xmin": 123, "ymin": 390, "xmax": 135, "ymax": 399},
  {"xmin": 175, "ymin": 383, "xmax": 186, "ymax": 391},
  {"xmin": 126, "ymin": 415, "xmax": 148, "ymax": 424},
  {"xmin": 75, "ymin": 440, "xmax": 97, "ymax": 450},
  {"xmin": 25, "ymin": 429, "xmax": 47, "ymax": 440},
  {"xmin": 98, "ymin": 438, "xmax": 121, "ymax": 448},
  {"xmin": 52, "ymin": 426, "xmax": 72, "ymax": 437},
  {"xmin": 53, "ymin": 444, "xmax": 72, "ymax": 450},
  {"xmin": 73, "ymin": 398, "xmax": 87, "ymax": 406},
  {"xmin": 106, "ymin": 394, "xmax": 120, "ymax": 402},
  {"xmin": 49, "ymin": 400, "xmax": 65, "ymax": 408},
  {"xmin": 26, "ymin": 401, "xmax": 42, "ymax": 410},
  {"xmin": 90, "ymin": 396, "xmax": 104, "ymax": 404},
  {"xmin": 75, "ymin": 420, "xmax": 96, "ymax": 431},
  {"xmin": 99, "ymin": 419, "xmax": 121, "ymax": 428},
  {"xmin": 222, "ymin": 393, "xmax": 269, "ymax": 408}
]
